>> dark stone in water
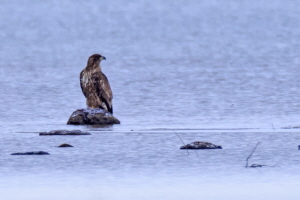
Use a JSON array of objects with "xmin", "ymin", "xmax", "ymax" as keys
[
  {"xmin": 11, "ymin": 151, "xmax": 50, "ymax": 155},
  {"xmin": 180, "ymin": 141, "xmax": 222, "ymax": 149},
  {"xmin": 249, "ymin": 164, "xmax": 266, "ymax": 168},
  {"xmin": 282, "ymin": 125, "xmax": 300, "ymax": 129},
  {"xmin": 39, "ymin": 129, "xmax": 91, "ymax": 136},
  {"xmin": 67, "ymin": 108, "xmax": 120, "ymax": 125},
  {"xmin": 58, "ymin": 143, "xmax": 73, "ymax": 147}
]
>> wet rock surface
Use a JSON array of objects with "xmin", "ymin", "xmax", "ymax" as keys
[
  {"xmin": 180, "ymin": 141, "xmax": 222, "ymax": 149},
  {"xmin": 67, "ymin": 108, "xmax": 120, "ymax": 125},
  {"xmin": 58, "ymin": 143, "xmax": 73, "ymax": 147},
  {"xmin": 39, "ymin": 129, "xmax": 91, "ymax": 136},
  {"xmin": 11, "ymin": 151, "xmax": 50, "ymax": 155}
]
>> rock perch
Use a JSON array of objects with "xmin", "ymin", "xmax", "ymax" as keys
[{"xmin": 67, "ymin": 108, "xmax": 120, "ymax": 125}]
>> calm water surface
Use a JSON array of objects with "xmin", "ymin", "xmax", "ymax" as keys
[{"xmin": 1, "ymin": 0, "xmax": 300, "ymax": 199}]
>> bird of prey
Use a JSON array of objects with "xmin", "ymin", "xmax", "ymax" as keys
[{"xmin": 80, "ymin": 54, "xmax": 113, "ymax": 114}]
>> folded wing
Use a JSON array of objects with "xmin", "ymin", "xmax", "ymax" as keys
[{"xmin": 92, "ymin": 72, "xmax": 113, "ymax": 114}]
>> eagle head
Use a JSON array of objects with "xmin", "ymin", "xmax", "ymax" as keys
[{"xmin": 87, "ymin": 54, "xmax": 106, "ymax": 68}]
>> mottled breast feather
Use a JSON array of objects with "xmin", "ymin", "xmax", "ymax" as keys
[{"xmin": 80, "ymin": 68, "xmax": 113, "ymax": 114}]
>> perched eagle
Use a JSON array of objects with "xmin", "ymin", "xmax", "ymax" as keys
[{"xmin": 80, "ymin": 54, "xmax": 113, "ymax": 114}]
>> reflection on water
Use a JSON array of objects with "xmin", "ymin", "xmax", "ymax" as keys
[{"xmin": 1, "ymin": 0, "xmax": 300, "ymax": 199}]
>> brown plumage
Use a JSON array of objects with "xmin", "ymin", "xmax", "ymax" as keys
[{"xmin": 80, "ymin": 54, "xmax": 113, "ymax": 114}]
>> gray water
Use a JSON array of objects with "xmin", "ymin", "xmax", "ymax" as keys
[{"xmin": 1, "ymin": 0, "xmax": 300, "ymax": 199}]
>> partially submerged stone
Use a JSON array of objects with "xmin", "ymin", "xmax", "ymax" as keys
[
  {"xmin": 67, "ymin": 108, "xmax": 120, "ymax": 125},
  {"xmin": 58, "ymin": 143, "xmax": 73, "ymax": 147},
  {"xmin": 249, "ymin": 164, "xmax": 266, "ymax": 168},
  {"xmin": 282, "ymin": 125, "xmax": 300, "ymax": 129},
  {"xmin": 11, "ymin": 151, "xmax": 50, "ymax": 155},
  {"xmin": 39, "ymin": 129, "xmax": 91, "ymax": 136},
  {"xmin": 180, "ymin": 141, "xmax": 222, "ymax": 149}
]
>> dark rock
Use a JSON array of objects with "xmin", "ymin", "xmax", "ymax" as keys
[
  {"xmin": 67, "ymin": 108, "xmax": 120, "ymax": 125},
  {"xmin": 282, "ymin": 125, "xmax": 300, "ymax": 129},
  {"xmin": 11, "ymin": 151, "xmax": 50, "ymax": 155},
  {"xmin": 39, "ymin": 129, "xmax": 91, "ymax": 136},
  {"xmin": 180, "ymin": 141, "xmax": 222, "ymax": 149},
  {"xmin": 249, "ymin": 164, "xmax": 266, "ymax": 168},
  {"xmin": 58, "ymin": 143, "xmax": 73, "ymax": 147}
]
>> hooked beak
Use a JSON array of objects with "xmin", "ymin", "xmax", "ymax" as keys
[{"xmin": 102, "ymin": 56, "xmax": 106, "ymax": 60}]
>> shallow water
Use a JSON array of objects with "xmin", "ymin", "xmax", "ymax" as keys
[{"xmin": 1, "ymin": 0, "xmax": 300, "ymax": 199}]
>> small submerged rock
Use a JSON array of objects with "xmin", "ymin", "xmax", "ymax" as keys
[
  {"xmin": 180, "ymin": 141, "xmax": 222, "ymax": 149},
  {"xmin": 67, "ymin": 108, "xmax": 120, "ymax": 125},
  {"xmin": 58, "ymin": 143, "xmax": 73, "ymax": 147},
  {"xmin": 249, "ymin": 164, "xmax": 266, "ymax": 168},
  {"xmin": 11, "ymin": 151, "xmax": 50, "ymax": 155},
  {"xmin": 282, "ymin": 125, "xmax": 300, "ymax": 129},
  {"xmin": 39, "ymin": 129, "xmax": 91, "ymax": 136}
]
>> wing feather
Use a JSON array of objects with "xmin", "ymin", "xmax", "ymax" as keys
[
  {"xmin": 92, "ymin": 72, "xmax": 113, "ymax": 113},
  {"xmin": 80, "ymin": 70, "xmax": 87, "ymax": 97}
]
